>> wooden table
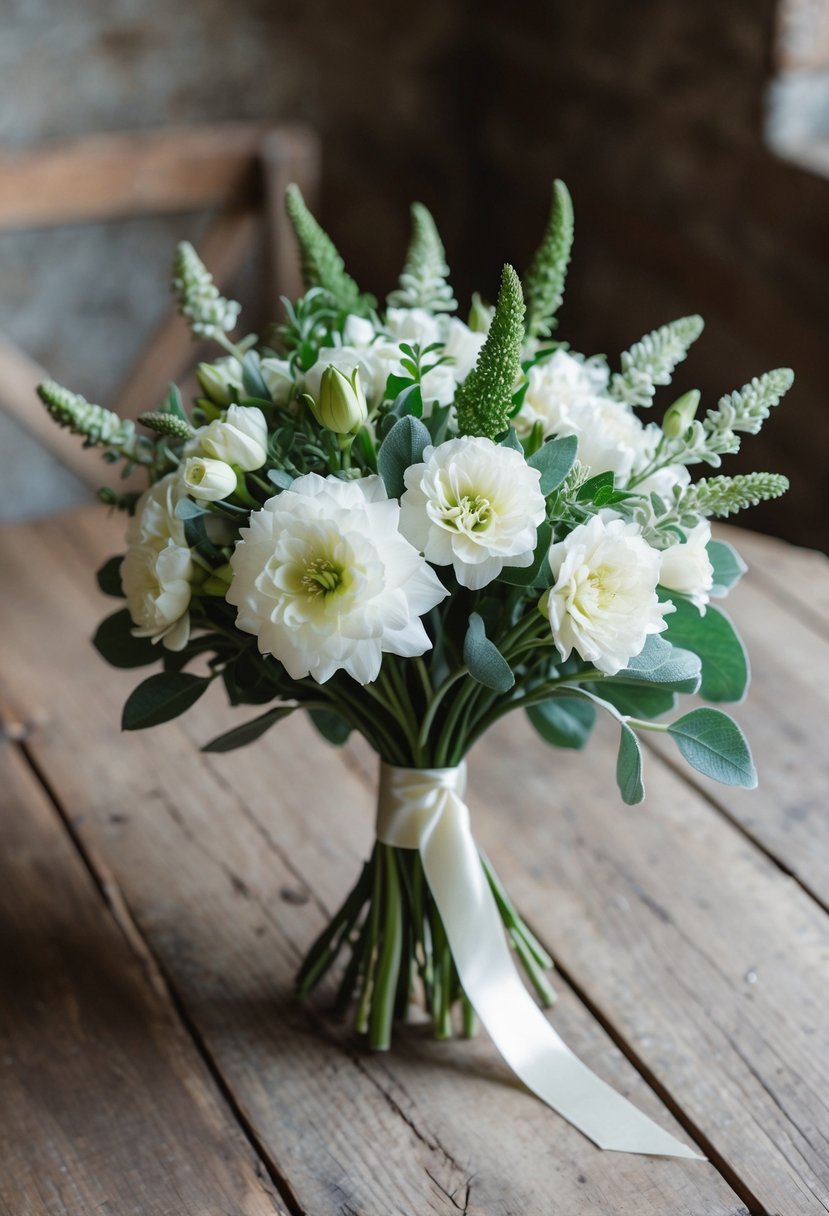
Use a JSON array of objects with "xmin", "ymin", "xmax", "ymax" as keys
[{"xmin": 1, "ymin": 507, "xmax": 828, "ymax": 1216}]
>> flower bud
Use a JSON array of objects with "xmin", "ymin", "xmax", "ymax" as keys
[
  {"xmin": 196, "ymin": 358, "xmax": 244, "ymax": 407},
  {"xmin": 181, "ymin": 456, "xmax": 238, "ymax": 502},
  {"xmin": 662, "ymin": 389, "xmax": 700, "ymax": 439},
  {"xmin": 307, "ymin": 366, "xmax": 368, "ymax": 435},
  {"xmin": 468, "ymin": 292, "xmax": 494, "ymax": 334},
  {"xmin": 200, "ymin": 404, "xmax": 269, "ymax": 471}
]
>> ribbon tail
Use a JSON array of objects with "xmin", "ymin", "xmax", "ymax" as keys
[{"xmin": 420, "ymin": 794, "xmax": 703, "ymax": 1159}]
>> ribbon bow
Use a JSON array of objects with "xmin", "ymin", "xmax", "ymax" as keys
[{"xmin": 376, "ymin": 762, "xmax": 701, "ymax": 1158}]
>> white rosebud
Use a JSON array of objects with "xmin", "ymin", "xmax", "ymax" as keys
[
  {"xmin": 196, "ymin": 357, "xmax": 244, "ymax": 406},
  {"xmin": 259, "ymin": 357, "xmax": 295, "ymax": 406},
  {"xmin": 399, "ymin": 436, "xmax": 546, "ymax": 590},
  {"xmin": 543, "ymin": 515, "xmax": 673, "ymax": 674},
  {"xmin": 181, "ymin": 456, "xmax": 238, "ymax": 502},
  {"xmin": 307, "ymin": 366, "xmax": 368, "ymax": 434},
  {"xmin": 200, "ymin": 404, "xmax": 268, "ymax": 471},
  {"xmin": 658, "ymin": 521, "xmax": 714, "ymax": 612},
  {"xmin": 662, "ymin": 389, "xmax": 700, "ymax": 439}
]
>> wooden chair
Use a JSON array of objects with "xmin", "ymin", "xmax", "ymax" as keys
[{"xmin": 0, "ymin": 123, "xmax": 320, "ymax": 487}]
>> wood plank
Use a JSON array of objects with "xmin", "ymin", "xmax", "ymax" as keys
[
  {"xmin": 718, "ymin": 524, "xmax": 829, "ymax": 641},
  {"xmin": 0, "ymin": 126, "xmax": 268, "ymax": 230},
  {"xmin": 0, "ymin": 509, "xmax": 743, "ymax": 1216},
  {"xmin": 0, "ymin": 741, "xmax": 285, "ymax": 1216}
]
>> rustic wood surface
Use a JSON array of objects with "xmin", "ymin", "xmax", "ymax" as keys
[{"xmin": 1, "ymin": 507, "xmax": 827, "ymax": 1216}]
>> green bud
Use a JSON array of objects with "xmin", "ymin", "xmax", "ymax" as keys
[
  {"xmin": 196, "ymin": 358, "xmax": 243, "ymax": 407},
  {"xmin": 662, "ymin": 389, "xmax": 700, "ymax": 438},
  {"xmin": 306, "ymin": 366, "xmax": 368, "ymax": 435},
  {"xmin": 468, "ymin": 292, "xmax": 494, "ymax": 334}
]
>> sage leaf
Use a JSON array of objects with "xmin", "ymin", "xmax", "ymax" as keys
[
  {"xmin": 667, "ymin": 708, "xmax": 757, "ymax": 788},
  {"xmin": 463, "ymin": 613, "xmax": 515, "ymax": 692}
]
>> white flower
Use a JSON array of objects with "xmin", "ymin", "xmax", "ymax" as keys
[
  {"xmin": 181, "ymin": 456, "xmax": 238, "ymax": 502},
  {"xmin": 399, "ymin": 437, "xmax": 546, "ymax": 590},
  {"xmin": 441, "ymin": 317, "xmax": 485, "ymax": 382},
  {"xmin": 122, "ymin": 473, "xmax": 194, "ymax": 650},
  {"xmin": 121, "ymin": 542, "xmax": 194, "ymax": 651},
  {"xmin": 658, "ymin": 521, "xmax": 714, "ymax": 612},
  {"xmin": 196, "ymin": 357, "xmax": 245, "ymax": 406},
  {"xmin": 226, "ymin": 474, "xmax": 447, "ymax": 684},
  {"xmin": 200, "ymin": 404, "xmax": 268, "ymax": 471},
  {"xmin": 515, "ymin": 349, "xmax": 609, "ymax": 438},
  {"xmin": 343, "ymin": 314, "xmax": 377, "ymax": 346},
  {"xmin": 543, "ymin": 514, "xmax": 673, "ymax": 674},
  {"xmin": 259, "ymin": 357, "xmax": 295, "ymax": 406},
  {"xmin": 419, "ymin": 361, "xmax": 457, "ymax": 408},
  {"xmin": 385, "ymin": 307, "xmax": 442, "ymax": 348}
]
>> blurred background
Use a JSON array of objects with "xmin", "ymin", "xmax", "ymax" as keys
[{"xmin": 1, "ymin": 0, "xmax": 827, "ymax": 549}]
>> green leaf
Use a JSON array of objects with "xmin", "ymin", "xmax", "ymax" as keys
[
  {"xmin": 308, "ymin": 707, "xmax": 352, "ymax": 745},
  {"xmin": 526, "ymin": 697, "xmax": 596, "ymax": 749},
  {"xmin": 616, "ymin": 723, "xmax": 645, "ymax": 804},
  {"xmin": 527, "ymin": 434, "xmax": 577, "ymax": 494},
  {"xmin": 576, "ymin": 471, "xmax": 615, "ymax": 502},
  {"xmin": 202, "ymin": 705, "xmax": 296, "ymax": 752},
  {"xmin": 707, "ymin": 539, "xmax": 747, "ymax": 597},
  {"xmin": 610, "ymin": 635, "xmax": 701, "ymax": 693},
  {"xmin": 267, "ymin": 468, "xmax": 294, "ymax": 490},
  {"xmin": 388, "ymin": 382, "xmax": 423, "ymax": 420},
  {"xmin": 667, "ymin": 708, "xmax": 757, "ymax": 788},
  {"xmin": 499, "ymin": 521, "xmax": 552, "ymax": 587},
  {"xmin": 242, "ymin": 353, "xmax": 272, "ymax": 402},
  {"xmin": 94, "ymin": 609, "xmax": 159, "ymax": 669},
  {"xmin": 595, "ymin": 682, "xmax": 676, "ymax": 719},
  {"xmin": 122, "ymin": 672, "xmax": 210, "ymax": 730},
  {"xmin": 377, "ymin": 414, "xmax": 431, "ymax": 498},
  {"xmin": 463, "ymin": 613, "xmax": 515, "ymax": 692},
  {"xmin": 174, "ymin": 496, "xmax": 209, "ymax": 520},
  {"xmin": 96, "ymin": 555, "xmax": 125, "ymax": 598},
  {"xmin": 663, "ymin": 598, "xmax": 749, "ymax": 702}
]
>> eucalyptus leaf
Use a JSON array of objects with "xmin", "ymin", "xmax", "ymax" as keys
[
  {"xmin": 594, "ymin": 682, "xmax": 676, "ymax": 719},
  {"xmin": 122, "ymin": 672, "xmax": 211, "ymax": 731},
  {"xmin": 174, "ymin": 497, "xmax": 209, "ymax": 520},
  {"xmin": 616, "ymin": 723, "xmax": 645, "ymax": 804},
  {"xmin": 527, "ymin": 434, "xmax": 577, "ymax": 494},
  {"xmin": 242, "ymin": 353, "xmax": 272, "ymax": 402},
  {"xmin": 609, "ymin": 635, "xmax": 701, "ymax": 693},
  {"xmin": 663, "ymin": 599, "xmax": 749, "ymax": 702},
  {"xmin": 526, "ymin": 697, "xmax": 596, "ymax": 749},
  {"xmin": 500, "ymin": 427, "xmax": 523, "ymax": 452},
  {"xmin": 667, "ymin": 708, "xmax": 757, "ymax": 788},
  {"xmin": 267, "ymin": 468, "xmax": 295, "ymax": 490},
  {"xmin": 96, "ymin": 555, "xmax": 125, "ymax": 598},
  {"xmin": 463, "ymin": 613, "xmax": 515, "ymax": 692},
  {"xmin": 377, "ymin": 414, "xmax": 431, "ymax": 498},
  {"xmin": 202, "ymin": 705, "xmax": 296, "ymax": 752},
  {"xmin": 707, "ymin": 539, "xmax": 747, "ymax": 596},
  {"xmin": 94, "ymin": 609, "xmax": 159, "ymax": 669}
]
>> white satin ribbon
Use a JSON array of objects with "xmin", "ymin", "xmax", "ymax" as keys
[{"xmin": 377, "ymin": 762, "xmax": 702, "ymax": 1158}]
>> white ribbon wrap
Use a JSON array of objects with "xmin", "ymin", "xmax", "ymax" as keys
[{"xmin": 377, "ymin": 762, "xmax": 701, "ymax": 1158}]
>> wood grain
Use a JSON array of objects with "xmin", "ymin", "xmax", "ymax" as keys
[
  {"xmin": 0, "ymin": 510, "xmax": 744, "ymax": 1215},
  {"xmin": 0, "ymin": 741, "xmax": 285, "ymax": 1216}
]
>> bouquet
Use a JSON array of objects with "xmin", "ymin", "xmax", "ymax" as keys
[{"xmin": 38, "ymin": 181, "xmax": 790, "ymax": 1155}]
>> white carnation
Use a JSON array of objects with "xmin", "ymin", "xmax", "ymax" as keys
[
  {"xmin": 385, "ymin": 307, "xmax": 442, "ymax": 348},
  {"xmin": 658, "ymin": 521, "xmax": 714, "ymax": 612},
  {"xmin": 226, "ymin": 474, "xmax": 447, "ymax": 684},
  {"xmin": 544, "ymin": 514, "xmax": 673, "ymax": 675},
  {"xmin": 399, "ymin": 437, "xmax": 546, "ymax": 590},
  {"xmin": 515, "ymin": 349, "xmax": 609, "ymax": 438},
  {"xmin": 200, "ymin": 404, "xmax": 268, "ymax": 471}
]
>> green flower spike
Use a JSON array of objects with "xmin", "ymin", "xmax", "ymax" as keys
[
  {"xmin": 172, "ymin": 242, "xmax": 241, "ymax": 340},
  {"xmin": 137, "ymin": 412, "xmax": 195, "ymax": 440},
  {"xmin": 387, "ymin": 202, "xmax": 457, "ymax": 313},
  {"xmin": 37, "ymin": 380, "xmax": 139, "ymax": 459},
  {"xmin": 455, "ymin": 264, "xmax": 525, "ymax": 439},
  {"xmin": 524, "ymin": 179, "xmax": 575, "ymax": 341},
  {"xmin": 284, "ymin": 183, "xmax": 375, "ymax": 317},
  {"xmin": 677, "ymin": 472, "xmax": 790, "ymax": 519}
]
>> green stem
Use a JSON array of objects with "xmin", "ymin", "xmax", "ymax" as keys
[
  {"xmin": 369, "ymin": 846, "xmax": 403, "ymax": 1050},
  {"xmin": 355, "ymin": 847, "xmax": 382, "ymax": 1035}
]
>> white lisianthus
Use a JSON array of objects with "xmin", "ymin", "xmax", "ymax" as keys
[
  {"xmin": 121, "ymin": 542, "xmax": 194, "ymax": 651},
  {"xmin": 399, "ymin": 437, "xmax": 546, "ymax": 590},
  {"xmin": 343, "ymin": 314, "xmax": 377, "ymax": 346},
  {"xmin": 658, "ymin": 521, "xmax": 714, "ymax": 612},
  {"xmin": 441, "ymin": 317, "xmax": 486, "ymax": 382},
  {"xmin": 515, "ymin": 349, "xmax": 609, "ymax": 439},
  {"xmin": 543, "ymin": 515, "xmax": 673, "ymax": 674},
  {"xmin": 200, "ymin": 404, "xmax": 269, "ymax": 471},
  {"xmin": 226, "ymin": 474, "xmax": 447, "ymax": 684},
  {"xmin": 122, "ymin": 474, "xmax": 194, "ymax": 651},
  {"xmin": 385, "ymin": 307, "xmax": 442, "ymax": 349},
  {"xmin": 181, "ymin": 456, "xmax": 238, "ymax": 502},
  {"xmin": 259, "ymin": 357, "xmax": 295, "ymax": 406}
]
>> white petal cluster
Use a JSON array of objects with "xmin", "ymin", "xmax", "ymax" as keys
[
  {"xmin": 303, "ymin": 308, "xmax": 485, "ymax": 414},
  {"xmin": 181, "ymin": 456, "xmax": 237, "ymax": 502},
  {"xmin": 543, "ymin": 514, "xmax": 673, "ymax": 674},
  {"xmin": 658, "ymin": 521, "xmax": 714, "ymax": 611},
  {"xmin": 121, "ymin": 473, "xmax": 193, "ymax": 651},
  {"xmin": 399, "ymin": 437, "xmax": 546, "ymax": 590},
  {"xmin": 226, "ymin": 474, "xmax": 447, "ymax": 684},
  {"xmin": 199, "ymin": 405, "xmax": 269, "ymax": 471}
]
